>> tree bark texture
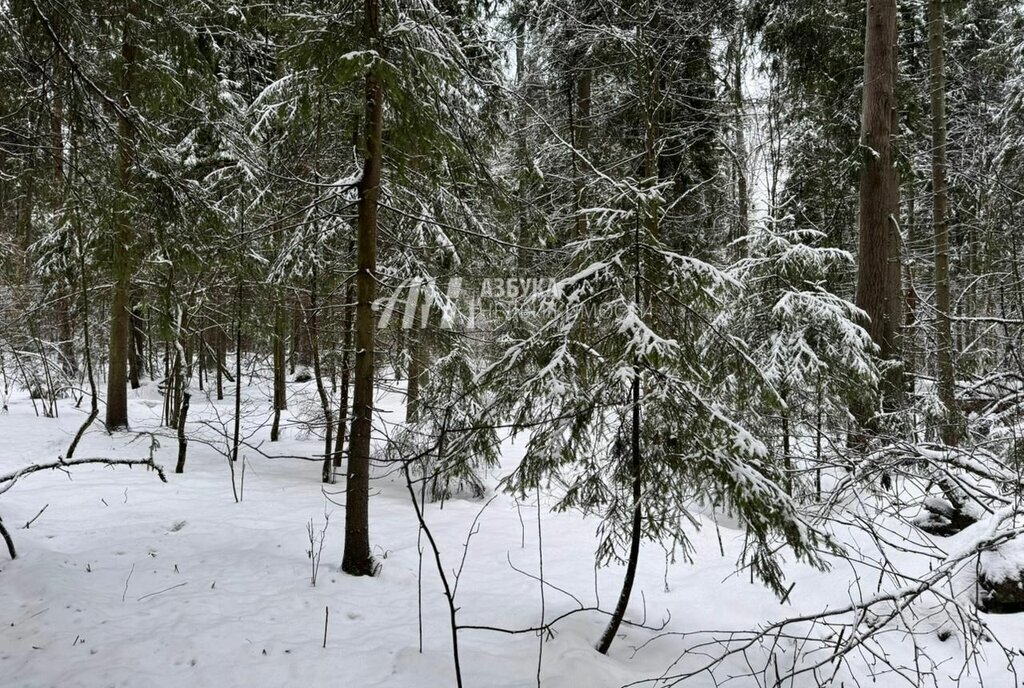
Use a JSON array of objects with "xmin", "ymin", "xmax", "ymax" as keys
[
  {"xmin": 342, "ymin": 0, "xmax": 383, "ymax": 578},
  {"xmin": 855, "ymin": 0, "xmax": 903, "ymax": 408}
]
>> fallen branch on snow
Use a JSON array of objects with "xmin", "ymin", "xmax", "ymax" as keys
[{"xmin": 0, "ymin": 456, "xmax": 167, "ymax": 492}]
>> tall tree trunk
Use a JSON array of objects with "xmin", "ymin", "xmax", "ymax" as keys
[
  {"xmin": 928, "ymin": 0, "xmax": 959, "ymax": 445},
  {"xmin": 342, "ymin": 0, "xmax": 383, "ymax": 578},
  {"xmin": 50, "ymin": 58, "xmax": 75, "ymax": 378},
  {"xmin": 598, "ymin": 146, "xmax": 651, "ymax": 655},
  {"xmin": 855, "ymin": 0, "xmax": 903, "ymax": 414},
  {"xmin": 105, "ymin": 2, "xmax": 137, "ymax": 430}
]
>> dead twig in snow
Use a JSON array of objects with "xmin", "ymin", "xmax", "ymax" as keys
[
  {"xmin": 137, "ymin": 582, "xmax": 187, "ymax": 602},
  {"xmin": 22, "ymin": 503, "xmax": 48, "ymax": 529}
]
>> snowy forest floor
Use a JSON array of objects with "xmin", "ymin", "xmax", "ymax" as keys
[{"xmin": 1, "ymin": 377, "xmax": 1022, "ymax": 688}]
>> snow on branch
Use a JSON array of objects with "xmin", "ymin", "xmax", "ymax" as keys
[{"xmin": 0, "ymin": 456, "xmax": 168, "ymax": 496}]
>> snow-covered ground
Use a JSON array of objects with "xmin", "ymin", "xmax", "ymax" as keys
[{"xmin": 1, "ymin": 380, "xmax": 1021, "ymax": 687}]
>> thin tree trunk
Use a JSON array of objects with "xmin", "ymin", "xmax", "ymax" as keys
[
  {"xmin": 598, "ymin": 184, "xmax": 649, "ymax": 656},
  {"xmin": 642, "ymin": 48, "xmax": 661, "ymax": 239},
  {"xmin": 66, "ymin": 219, "xmax": 98, "ymax": 459},
  {"xmin": 596, "ymin": 368, "xmax": 643, "ymax": 655},
  {"xmin": 271, "ymin": 299, "xmax": 287, "ymax": 441},
  {"xmin": 333, "ymin": 274, "xmax": 355, "ymax": 467},
  {"xmin": 514, "ymin": 12, "xmax": 525, "ymax": 85},
  {"xmin": 342, "ymin": 0, "xmax": 383, "ymax": 578},
  {"xmin": 174, "ymin": 392, "xmax": 190, "ymax": 473},
  {"xmin": 903, "ymin": 262, "xmax": 918, "ymax": 401},
  {"xmin": 216, "ymin": 326, "xmax": 225, "ymax": 400},
  {"xmin": 731, "ymin": 30, "xmax": 749, "ymax": 248},
  {"xmin": 183, "ymin": 326, "xmax": 195, "ymax": 384},
  {"xmin": 165, "ymin": 348, "xmax": 181, "ymax": 428},
  {"xmin": 49, "ymin": 15, "xmax": 75, "ymax": 379},
  {"xmin": 231, "ymin": 285, "xmax": 243, "ymax": 463},
  {"xmin": 198, "ymin": 328, "xmax": 205, "ymax": 392},
  {"xmin": 146, "ymin": 310, "xmax": 154, "ymax": 380},
  {"xmin": 44, "ymin": 16, "xmax": 74, "ymax": 380},
  {"xmin": 56, "ymin": 299, "xmax": 75, "ymax": 377},
  {"xmin": 928, "ymin": 0, "xmax": 958, "ymax": 445},
  {"xmin": 292, "ymin": 293, "xmax": 313, "ymax": 377},
  {"xmin": 307, "ymin": 269, "xmax": 335, "ymax": 484},
  {"xmin": 0, "ymin": 516, "xmax": 15, "ymax": 560},
  {"xmin": 571, "ymin": 54, "xmax": 591, "ymax": 238},
  {"xmin": 129, "ymin": 305, "xmax": 145, "ymax": 389}
]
